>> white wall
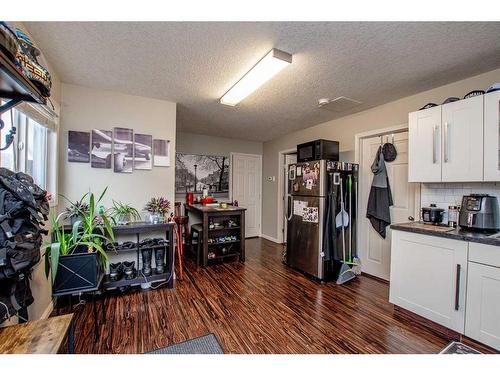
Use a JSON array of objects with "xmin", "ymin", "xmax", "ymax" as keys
[
  {"xmin": 261, "ymin": 68, "xmax": 500, "ymax": 241},
  {"xmin": 177, "ymin": 131, "xmax": 262, "ymax": 156},
  {"xmin": 59, "ymin": 83, "xmax": 177, "ymax": 213}
]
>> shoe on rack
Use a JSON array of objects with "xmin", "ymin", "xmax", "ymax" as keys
[
  {"xmin": 154, "ymin": 247, "xmax": 165, "ymax": 274},
  {"xmin": 122, "ymin": 261, "xmax": 136, "ymax": 280},
  {"xmin": 109, "ymin": 262, "xmax": 123, "ymax": 281},
  {"xmin": 141, "ymin": 248, "xmax": 153, "ymax": 276}
]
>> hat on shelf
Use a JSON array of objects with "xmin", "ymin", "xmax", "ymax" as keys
[
  {"xmin": 463, "ymin": 90, "xmax": 485, "ymax": 99},
  {"xmin": 486, "ymin": 83, "xmax": 500, "ymax": 93},
  {"xmin": 442, "ymin": 97, "xmax": 460, "ymax": 105},
  {"xmin": 419, "ymin": 103, "xmax": 438, "ymax": 110}
]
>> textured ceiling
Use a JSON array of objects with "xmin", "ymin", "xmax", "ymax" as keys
[{"xmin": 25, "ymin": 22, "xmax": 500, "ymax": 142}]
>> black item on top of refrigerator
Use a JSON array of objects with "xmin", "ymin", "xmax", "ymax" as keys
[{"xmin": 285, "ymin": 160, "xmax": 358, "ymax": 281}]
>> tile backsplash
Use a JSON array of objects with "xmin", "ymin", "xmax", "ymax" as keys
[{"xmin": 421, "ymin": 182, "xmax": 500, "ymax": 223}]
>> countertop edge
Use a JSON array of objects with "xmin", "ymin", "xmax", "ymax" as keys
[{"xmin": 390, "ymin": 223, "xmax": 500, "ymax": 247}]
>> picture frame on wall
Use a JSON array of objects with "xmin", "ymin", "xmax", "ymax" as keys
[
  {"xmin": 91, "ymin": 129, "xmax": 113, "ymax": 169},
  {"xmin": 153, "ymin": 139, "xmax": 170, "ymax": 167},
  {"xmin": 134, "ymin": 133, "xmax": 153, "ymax": 170},
  {"xmin": 113, "ymin": 127, "xmax": 134, "ymax": 173},
  {"xmin": 67, "ymin": 131, "xmax": 90, "ymax": 163}
]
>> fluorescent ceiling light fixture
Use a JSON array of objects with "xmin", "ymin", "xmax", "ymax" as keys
[{"xmin": 220, "ymin": 48, "xmax": 292, "ymax": 106}]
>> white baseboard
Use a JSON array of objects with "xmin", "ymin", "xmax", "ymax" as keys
[
  {"xmin": 260, "ymin": 233, "xmax": 281, "ymax": 244},
  {"xmin": 40, "ymin": 301, "xmax": 54, "ymax": 320}
]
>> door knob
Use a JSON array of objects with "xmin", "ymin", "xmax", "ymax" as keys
[{"xmin": 408, "ymin": 216, "xmax": 415, "ymax": 221}]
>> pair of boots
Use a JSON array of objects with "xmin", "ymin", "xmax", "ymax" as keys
[
  {"xmin": 109, "ymin": 261, "xmax": 136, "ymax": 281},
  {"xmin": 141, "ymin": 247, "xmax": 165, "ymax": 276}
]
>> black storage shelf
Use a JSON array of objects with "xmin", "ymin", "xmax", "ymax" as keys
[
  {"xmin": 103, "ymin": 269, "xmax": 171, "ymax": 290},
  {"xmin": 208, "ymin": 240, "xmax": 240, "ymax": 246},
  {"xmin": 0, "ymin": 50, "xmax": 46, "ymax": 105},
  {"xmin": 208, "ymin": 226, "xmax": 240, "ymax": 232},
  {"xmin": 209, "ymin": 252, "xmax": 240, "ymax": 261},
  {"xmin": 107, "ymin": 243, "xmax": 169, "ymax": 253}
]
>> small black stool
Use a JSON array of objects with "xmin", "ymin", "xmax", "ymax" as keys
[{"xmin": 188, "ymin": 223, "xmax": 203, "ymax": 266}]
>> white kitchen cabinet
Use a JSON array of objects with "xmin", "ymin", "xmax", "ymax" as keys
[
  {"xmin": 441, "ymin": 95, "xmax": 484, "ymax": 182},
  {"xmin": 484, "ymin": 91, "xmax": 500, "ymax": 181},
  {"xmin": 408, "ymin": 95, "xmax": 484, "ymax": 182},
  {"xmin": 465, "ymin": 261, "xmax": 500, "ymax": 350},
  {"xmin": 389, "ymin": 230, "xmax": 468, "ymax": 333},
  {"xmin": 408, "ymin": 106, "xmax": 442, "ymax": 182}
]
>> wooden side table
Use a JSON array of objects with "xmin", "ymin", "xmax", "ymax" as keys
[{"xmin": 0, "ymin": 314, "xmax": 74, "ymax": 354}]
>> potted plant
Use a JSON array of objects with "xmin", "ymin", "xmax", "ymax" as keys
[
  {"xmin": 110, "ymin": 200, "xmax": 141, "ymax": 225},
  {"xmin": 144, "ymin": 197, "xmax": 171, "ymax": 224},
  {"xmin": 65, "ymin": 197, "xmax": 89, "ymax": 225},
  {"xmin": 44, "ymin": 188, "xmax": 115, "ymax": 294}
]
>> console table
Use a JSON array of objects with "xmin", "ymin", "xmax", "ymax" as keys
[
  {"xmin": 0, "ymin": 314, "xmax": 74, "ymax": 354},
  {"xmin": 184, "ymin": 204, "xmax": 246, "ymax": 267}
]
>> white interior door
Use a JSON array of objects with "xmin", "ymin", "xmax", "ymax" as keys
[
  {"xmin": 231, "ymin": 153, "xmax": 262, "ymax": 238},
  {"xmin": 359, "ymin": 132, "xmax": 416, "ymax": 280},
  {"xmin": 282, "ymin": 153, "xmax": 297, "ymax": 242}
]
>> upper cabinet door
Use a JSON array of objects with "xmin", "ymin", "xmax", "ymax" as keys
[
  {"xmin": 441, "ymin": 95, "xmax": 484, "ymax": 182},
  {"xmin": 408, "ymin": 106, "xmax": 442, "ymax": 182},
  {"xmin": 484, "ymin": 91, "xmax": 500, "ymax": 181}
]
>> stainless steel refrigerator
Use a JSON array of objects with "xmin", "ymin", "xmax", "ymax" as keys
[{"xmin": 285, "ymin": 160, "xmax": 358, "ymax": 280}]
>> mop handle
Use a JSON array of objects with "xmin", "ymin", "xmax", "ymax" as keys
[{"xmin": 340, "ymin": 178, "xmax": 346, "ymax": 263}]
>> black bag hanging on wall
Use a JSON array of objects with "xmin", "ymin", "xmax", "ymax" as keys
[{"xmin": 0, "ymin": 168, "xmax": 48, "ymax": 323}]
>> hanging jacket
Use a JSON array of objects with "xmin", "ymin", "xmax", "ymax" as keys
[{"xmin": 366, "ymin": 146, "xmax": 393, "ymax": 238}]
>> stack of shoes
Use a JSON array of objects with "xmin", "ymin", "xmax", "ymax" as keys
[
  {"xmin": 118, "ymin": 241, "xmax": 137, "ymax": 251},
  {"xmin": 108, "ymin": 261, "xmax": 136, "ymax": 281}
]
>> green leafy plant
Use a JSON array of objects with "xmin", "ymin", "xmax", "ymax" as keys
[
  {"xmin": 43, "ymin": 188, "xmax": 115, "ymax": 282},
  {"xmin": 144, "ymin": 197, "xmax": 171, "ymax": 215},
  {"xmin": 110, "ymin": 200, "xmax": 141, "ymax": 224},
  {"xmin": 64, "ymin": 197, "xmax": 89, "ymax": 218}
]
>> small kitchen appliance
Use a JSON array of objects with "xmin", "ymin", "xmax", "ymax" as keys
[
  {"xmin": 459, "ymin": 194, "xmax": 499, "ymax": 231},
  {"xmin": 421, "ymin": 204, "xmax": 445, "ymax": 224},
  {"xmin": 297, "ymin": 139, "xmax": 339, "ymax": 162}
]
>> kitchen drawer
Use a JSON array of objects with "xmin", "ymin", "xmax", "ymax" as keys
[{"xmin": 469, "ymin": 242, "xmax": 500, "ymax": 268}]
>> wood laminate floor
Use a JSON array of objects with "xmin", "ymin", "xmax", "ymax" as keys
[{"xmin": 61, "ymin": 238, "xmax": 492, "ymax": 354}]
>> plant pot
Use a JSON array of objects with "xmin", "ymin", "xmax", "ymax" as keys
[
  {"xmin": 70, "ymin": 215, "xmax": 83, "ymax": 226},
  {"xmin": 149, "ymin": 213, "xmax": 161, "ymax": 224},
  {"xmin": 52, "ymin": 252, "xmax": 102, "ymax": 295},
  {"xmin": 117, "ymin": 214, "xmax": 130, "ymax": 225}
]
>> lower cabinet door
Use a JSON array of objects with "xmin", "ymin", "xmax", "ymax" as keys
[
  {"xmin": 389, "ymin": 231, "xmax": 467, "ymax": 333},
  {"xmin": 465, "ymin": 262, "xmax": 500, "ymax": 350}
]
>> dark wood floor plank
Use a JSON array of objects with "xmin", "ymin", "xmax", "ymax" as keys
[{"xmin": 56, "ymin": 238, "xmax": 496, "ymax": 354}]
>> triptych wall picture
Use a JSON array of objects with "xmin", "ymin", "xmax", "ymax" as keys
[{"xmin": 67, "ymin": 128, "xmax": 170, "ymax": 172}]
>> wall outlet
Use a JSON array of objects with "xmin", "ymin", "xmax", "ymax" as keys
[{"xmin": 267, "ymin": 176, "xmax": 276, "ymax": 182}]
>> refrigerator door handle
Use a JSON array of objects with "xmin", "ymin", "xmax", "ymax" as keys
[{"xmin": 287, "ymin": 195, "xmax": 293, "ymax": 221}]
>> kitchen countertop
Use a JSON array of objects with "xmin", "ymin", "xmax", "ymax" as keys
[{"xmin": 390, "ymin": 222, "xmax": 500, "ymax": 247}]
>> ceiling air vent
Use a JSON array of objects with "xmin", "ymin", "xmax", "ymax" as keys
[{"xmin": 318, "ymin": 96, "xmax": 362, "ymax": 112}]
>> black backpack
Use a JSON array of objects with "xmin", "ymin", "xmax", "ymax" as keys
[{"xmin": 0, "ymin": 168, "xmax": 48, "ymax": 323}]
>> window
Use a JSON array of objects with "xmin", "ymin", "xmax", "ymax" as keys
[{"xmin": 0, "ymin": 101, "xmax": 57, "ymax": 204}]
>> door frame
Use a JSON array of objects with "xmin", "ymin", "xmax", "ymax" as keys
[
  {"xmin": 229, "ymin": 152, "xmax": 263, "ymax": 237},
  {"xmin": 276, "ymin": 148, "xmax": 297, "ymax": 244},
  {"xmin": 354, "ymin": 123, "xmax": 421, "ymax": 275}
]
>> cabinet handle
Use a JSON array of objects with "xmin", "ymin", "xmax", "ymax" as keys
[
  {"xmin": 444, "ymin": 122, "xmax": 450, "ymax": 163},
  {"xmin": 455, "ymin": 264, "xmax": 461, "ymax": 311},
  {"xmin": 432, "ymin": 125, "xmax": 437, "ymax": 164}
]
